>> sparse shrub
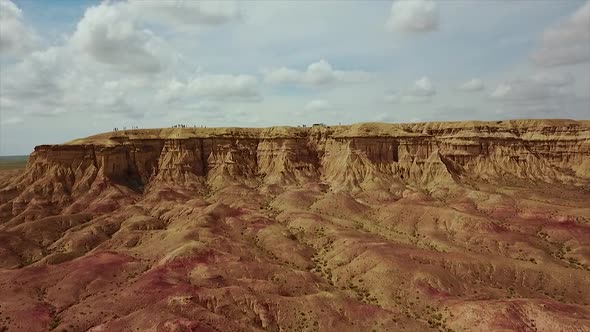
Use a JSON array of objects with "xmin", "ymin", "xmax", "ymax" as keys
[{"xmin": 49, "ymin": 316, "xmax": 61, "ymax": 330}]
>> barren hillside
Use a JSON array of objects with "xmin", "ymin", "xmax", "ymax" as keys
[{"xmin": 1, "ymin": 119, "xmax": 589, "ymax": 331}]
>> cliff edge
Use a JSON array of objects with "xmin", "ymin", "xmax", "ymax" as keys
[
  {"xmin": 1, "ymin": 118, "xmax": 588, "ymax": 222},
  {"xmin": 1, "ymin": 119, "xmax": 590, "ymax": 331}
]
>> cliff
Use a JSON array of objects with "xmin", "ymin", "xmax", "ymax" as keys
[
  {"xmin": 1, "ymin": 119, "xmax": 590, "ymax": 332},
  {"xmin": 1, "ymin": 119, "xmax": 589, "ymax": 219}
]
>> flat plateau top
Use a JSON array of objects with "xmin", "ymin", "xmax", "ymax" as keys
[{"xmin": 64, "ymin": 119, "xmax": 590, "ymax": 146}]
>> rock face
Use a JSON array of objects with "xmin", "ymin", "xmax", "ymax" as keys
[
  {"xmin": 1, "ymin": 119, "xmax": 590, "ymax": 332},
  {"xmin": 3, "ymin": 119, "xmax": 589, "ymax": 214}
]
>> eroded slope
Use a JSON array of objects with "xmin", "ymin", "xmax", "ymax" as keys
[{"xmin": 0, "ymin": 119, "xmax": 589, "ymax": 331}]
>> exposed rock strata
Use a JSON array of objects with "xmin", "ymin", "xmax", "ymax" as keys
[
  {"xmin": 2, "ymin": 120, "xmax": 588, "ymax": 212},
  {"xmin": 1, "ymin": 119, "xmax": 589, "ymax": 332}
]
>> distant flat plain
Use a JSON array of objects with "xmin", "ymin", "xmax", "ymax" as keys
[{"xmin": 0, "ymin": 155, "xmax": 28, "ymax": 169}]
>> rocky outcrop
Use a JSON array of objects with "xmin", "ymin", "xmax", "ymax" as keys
[
  {"xmin": 257, "ymin": 138, "xmax": 319, "ymax": 186},
  {"xmin": 1, "ymin": 119, "xmax": 590, "ymax": 332},
  {"xmin": 1, "ymin": 119, "xmax": 588, "ymax": 220}
]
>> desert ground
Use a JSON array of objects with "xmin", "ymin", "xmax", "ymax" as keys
[
  {"xmin": 0, "ymin": 120, "xmax": 589, "ymax": 332},
  {"xmin": 0, "ymin": 156, "xmax": 27, "ymax": 170}
]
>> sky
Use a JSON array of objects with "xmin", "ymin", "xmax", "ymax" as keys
[{"xmin": 0, "ymin": 0, "xmax": 589, "ymax": 155}]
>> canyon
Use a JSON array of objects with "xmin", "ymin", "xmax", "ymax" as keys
[{"xmin": 0, "ymin": 119, "xmax": 589, "ymax": 331}]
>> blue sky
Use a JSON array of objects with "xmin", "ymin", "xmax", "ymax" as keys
[{"xmin": 0, "ymin": 0, "xmax": 589, "ymax": 155}]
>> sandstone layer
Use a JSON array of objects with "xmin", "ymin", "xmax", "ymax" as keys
[{"xmin": 0, "ymin": 119, "xmax": 589, "ymax": 331}]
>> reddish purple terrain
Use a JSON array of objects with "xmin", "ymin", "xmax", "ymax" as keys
[{"xmin": 1, "ymin": 120, "xmax": 589, "ymax": 331}]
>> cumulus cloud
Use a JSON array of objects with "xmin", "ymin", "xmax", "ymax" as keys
[
  {"xmin": 0, "ymin": 44, "xmax": 153, "ymax": 119},
  {"xmin": 189, "ymin": 75, "xmax": 259, "ymax": 100},
  {"xmin": 0, "ymin": 0, "xmax": 37, "ymax": 56},
  {"xmin": 489, "ymin": 83, "xmax": 565, "ymax": 101},
  {"xmin": 68, "ymin": 1, "xmax": 242, "ymax": 73},
  {"xmin": 385, "ymin": 0, "xmax": 439, "ymax": 33},
  {"xmin": 157, "ymin": 74, "xmax": 260, "ymax": 102},
  {"xmin": 70, "ymin": 2, "xmax": 165, "ymax": 73},
  {"xmin": 410, "ymin": 76, "xmax": 435, "ymax": 96},
  {"xmin": 384, "ymin": 76, "xmax": 436, "ymax": 104},
  {"xmin": 489, "ymin": 73, "xmax": 575, "ymax": 103},
  {"xmin": 304, "ymin": 99, "xmax": 331, "ymax": 111},
  {"xmin": 1, "ymin": 47, "xmax": 66, "ymax": 103},
  {"xmin": 3, "ymin": 0, "xmax": 589, "ymax": 156},
  {"xmin": 129, "ymin": 0, "xmax": 240, "ymax": 26},
  {"xmin": 457, "ymin": 78, "xmax": 484, "ymax": 92},
  {"xmin": 0, "ymin": 0, "xmax": 250, "ymax": 124},
  {"xmin": 531, "ymin": 2, "xmax": 590, "ymax": 66},
  {"xmin": 263, "ymin": 60, "xmax": 371, "ymax": 86},
  {"xmin": 156, "ymin": 79, "xmax": 186, "ymax": 103}
]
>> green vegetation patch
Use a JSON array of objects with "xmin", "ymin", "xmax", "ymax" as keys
[{"xmin": 0, "ymin": 155, "xmax": 28, "ymax": 169}]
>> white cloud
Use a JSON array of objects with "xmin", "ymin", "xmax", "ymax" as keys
[
  {"xmin": 489, "ymin": 83, "xmax": 561, "ymax": 101},
  {"xmin": 1, "ymin": 47, "xmax": 66, "ymax": 103},
  {"xmin": 0, "ymin": 0, "xmax": 37, "ymax": 56},
  {"xmin": 129, "ymin": 0, "xmax": 240, "ymax": 26},
  {"xmin": 70, "ymin": 2, "xmax": 165, "ymax": 73},
  {"xmin": 68, "ymin": 1, "xmax": 241, "ymax": 73},
  {"xmin": 157, "ymin": 74, "xmax": 260, "ymax": 102},
  {"xmin": 489, "ymin": 73, "xmax": 575, "ymax": 102},
  {"xmin": 156, "ymin": 79, "xmax": 186, "ymax": 103},
  {"xmin": 188, "ymin": 74, "xmax": 260, "ymax": 100},
  {"xmin": 263, "ymin": 59, "xmax": 371, "ymax": 86},
  {"xmin": 263, "ymin": 67, "xmax": 300, "ymax": 84},
  {"xmin": 410, "ymin": 76, "xmax": 435, "ymax": 96},
  {"xmin": 304, "ymin": 99, "xmax": 331, "ymax": 111},
  {"xmin": 384, "ymin": 76, "xmax": 436, "ymax": 104},
  {"xmin": 531, "ymin": 2, "xmax": 590, "ymax": 66},
  {"xmin": 2, "ymin": 0, "xmax": 589, "ymax": 155},
  {"xmin": 0, "ymin": 0, "xmax": 250, "ymax": 125},
  {"xmin": 531, "ymin": 72, "xmax": 574, "ymax": 87},
  {"xmin": 457, "ymin": 78, "xmax": 484, "ymax": 92},
  {"xmin": 385, "ymin": 0, "xmax": 439, "ymax": 33},
  {"xmin": 0, "ymin": 45, "xmax": 155, "ymax": 119},
  {"xmin": 305, "ymin": 60, "xmax": 339, "ymax": 85}
]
